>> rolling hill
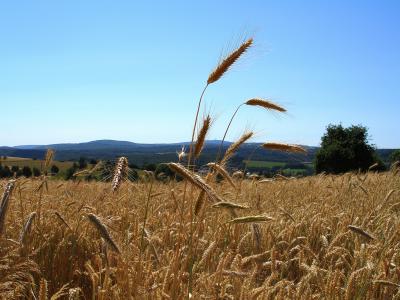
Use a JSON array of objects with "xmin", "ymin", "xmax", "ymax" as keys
[{"xmin": 0, "ymin": 140, "xmax": 395, "ymax": 167}]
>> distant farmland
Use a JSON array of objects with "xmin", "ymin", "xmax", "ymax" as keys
[{"xmin": 244, "ymin": 160, "xmax": 286, "ymax": 168}]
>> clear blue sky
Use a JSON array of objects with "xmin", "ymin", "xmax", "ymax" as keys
[{"xmin": 1, "ymin": 1, "xmax": 399, "ymax": 148}]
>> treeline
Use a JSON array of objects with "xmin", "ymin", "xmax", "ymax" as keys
[
  {"xmin": 63, "ymin": 157, "xmax": 177, "ymax": 182},
  {"xmin": 246, "ymin": 162, "xmax": 314, "ymax": 178},
  {"xmin": 0, "ymin": 164, "xmax": 59, "ymax": 178}
]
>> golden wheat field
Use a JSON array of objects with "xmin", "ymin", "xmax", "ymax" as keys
[{"xmin": 1, "ymin": 167, "xmax": 400, "ymax": 299}]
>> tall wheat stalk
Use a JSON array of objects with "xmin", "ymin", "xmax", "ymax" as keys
[
  {"xmin": 187, "ymin": 38, "xmax": 253, "ymax": 168},
  {"xmin": 0, "ymin": 180, "xmax": 16, "ymax": 236},
  {"xmin": 216, "ymin": 98, "xmax": 286, "ymax": 163}
]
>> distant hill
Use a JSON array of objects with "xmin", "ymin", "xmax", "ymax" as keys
[{"xmin": 0, "ymin": 139, "xmax": 396, "ymax": 167}]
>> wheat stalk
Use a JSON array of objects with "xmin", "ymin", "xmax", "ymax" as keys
[
  {"xmin": 44, "ymin": 149, "xmax": 54, "ymax": 168},
  {"xmin": 194, "ymin": 115, "xmax": 212, "ymax": 159},
  {"xmin": 194, "ymin": 241, "xmax": 217, "ymax": 272},
  {"xmin": 73, "ymin": 160, "xmax": 103, "ymax": 177},
  {"xmin": 252, "ymin": 223, "xmax": 262, "ymax": 251},
  {"xmin": 168, "ymin": 163, "xmax": 224, "ymax": 203},
  {"xmin": 87, "ymin": 213, "xmax": 121, "ymax": 254},
  {"xmin": 221, "ymin": 131, "xmax": 254, "ymax": 165},
  {"xmin": 206, "ymin": 163, "xmax": 236, "ymax": 189},
  {"xmin": 347, "ymin": 225, "xmax": 375, "ymax": 240},
  {"xmin": 38, "ymin": 278, "xmax": 48, "ymax": 300},
  {"xmin": 19, "ymin": 212, "xmax": 37, "ymax": 245},
  {"xmin": 228, "ymin": 215, "xmax": 274, "ymax": 224},
  {"xmin": 112, "ymin": 157, "xmax": 128, "ymax": 192},
  {"xmin": 372, "ymin": 280, "xmax": 400, "ymax": 288},
  {"xmin": 54, "ymin": 211, "xmax": 72, "ymax": 230},
  {"xmin": 212, "ymin": 201, "xmax": 249, "ymax": 210},
  {"xmin": 245, "ymin": 98, "xmax": 286, "ymax": 112},
  {"xmin": 0, "ymin": 180, "xmax": 16, "ymax": 235},
  {"xmin": 207, "ymin": 38, "xmax": 253, "ymax": 84},
  {"xmin": 262, "ymin": 142, "xmax": 307, "ymax": 154}
]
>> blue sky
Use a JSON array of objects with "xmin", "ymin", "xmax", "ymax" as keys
[{"xmin": 1, "ymin": 1, "xmax": 399, "ymax": 148}]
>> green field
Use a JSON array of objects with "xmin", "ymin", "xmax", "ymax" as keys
[
  {"xmin": 0, "ymin": 157, "xmax": 73, "ymax": 171},
  {"xmin": 244, "ymin": 160, "xmax": 286, "ymax": 168}
]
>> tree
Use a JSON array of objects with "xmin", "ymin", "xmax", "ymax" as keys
[
  {"xmin": 1, "ymin": 166, "xmax": 12, "ymax": 178},
  {"xmin": 11, "ymin": 165, "xmax": 19, "ymax": 174},
  {"xmin": 155, "ymin": 164, "xmax": 175, "ymax": 179},
  {"xmin": 143, "ymin": 163, "xmax": 157, "ymax": 172},
  {"xmin": 390, "ymin": 150, "xmax": 400, "ymax": 164},
  {"xmin": 315, "ymin": 124, "xmax": 382, "ymax": 174},
  {"xmin": 78, "ymin": 157, "xmax": 87, "ymax": 169},
  {"xmin": 64, "ymin": 165, "xmax": 77, "ymax": 180},
  {"xmin": 32, "ymin": 167, "xmax": 41, "ymax": 177},
  {"xmin": 22, "ymin": 166, "xmax": 32, "ymax": 177},
  {"xmin": 51, "ymin": 165, "xmax": 59, "ymax": 174}
]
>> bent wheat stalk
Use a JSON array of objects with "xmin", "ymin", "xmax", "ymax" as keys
[
  {"xmin": 228, "ymin": 215, "xmax": 274, "ymax": 224},
  {"xmin": 347, "ymin": 225, "xmax": 375, "ymax": 240},
  {"xmin": 54, "ymin": 211, "xmax": 72, "ymax": 230},
  {"xmin": 262, "ymin": 142, "xmax": 307, "ymax": 154},
  {"xmin": 19, "ymin": 212, "xmax": 37, "ymax": 245},
  {"xmin": 217, "ymin": 97, "xmax": 285, "ymax": 163},
  {"xmin": 87, "ymin": 213, "xmax": 121, "ymax": 254},
  {"xmin": 168, "ymin": 163, "xmax": 223, "ymax": 203},
  {"xmin": 212, "ymin": 201, "xmax": 249, "ymax": 210},
  {"xmin": 245, "ymin": 98, "xmax": 286, "ymax": 112},
  {"xmin": 206, "ymin": 163, "xmax": 236, "ymax": 189}
]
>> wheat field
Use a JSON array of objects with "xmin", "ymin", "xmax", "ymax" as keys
[
  {"xmin": 1, "ymin": 37, "xmax": 398, "ymax": 300},
  {"xmin": 0, "ymin": 168, "xmax": 400, "ymax": 299}
]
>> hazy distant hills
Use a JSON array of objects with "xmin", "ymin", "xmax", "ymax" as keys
[{"xmin": 0, "ymin": 139, "xmax": 395, "ymax": 166}]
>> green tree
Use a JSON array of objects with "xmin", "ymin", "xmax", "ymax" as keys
[
  {"xmin": 32, "ymin": 167, "xmax": 41, "ymax": 177},
  {"xmin": 11, "ymin": 165, "xmax": 19, "ymax": 173},
  {"xmin": 64, "ymin": 162, "xmax": 79, "ymax": 180},
  {"xmin": 143, "ymin": 163, "xmax": 157, "ymax": 172},
  {"xmin": 51, "ymin": 165, "xmax": 59, "ymax": 174},
  {"xmin": 390, "ymin": 150, "xmax": 400, "ymax": 163},
  {"xmin": 155, "ymin": 164, "xmax": 175, "ymax": 179},
  {"xmin": 22, "ymin": 166, "xmax": 32, "ymax": 177},
  {"xmin": 315, "ymin": 124, "xmax": 382, "ymax": 174},
  {"xmin": 78, "ymin": 157, "xmax": 87, "ymax": 169},
  {"xmin": 64, "ymin": 166, "xmax": 77, "ymax": 180},
  {"xmin": 1, "ymin": 166, "xmax": 12, "ymax": 178}
]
